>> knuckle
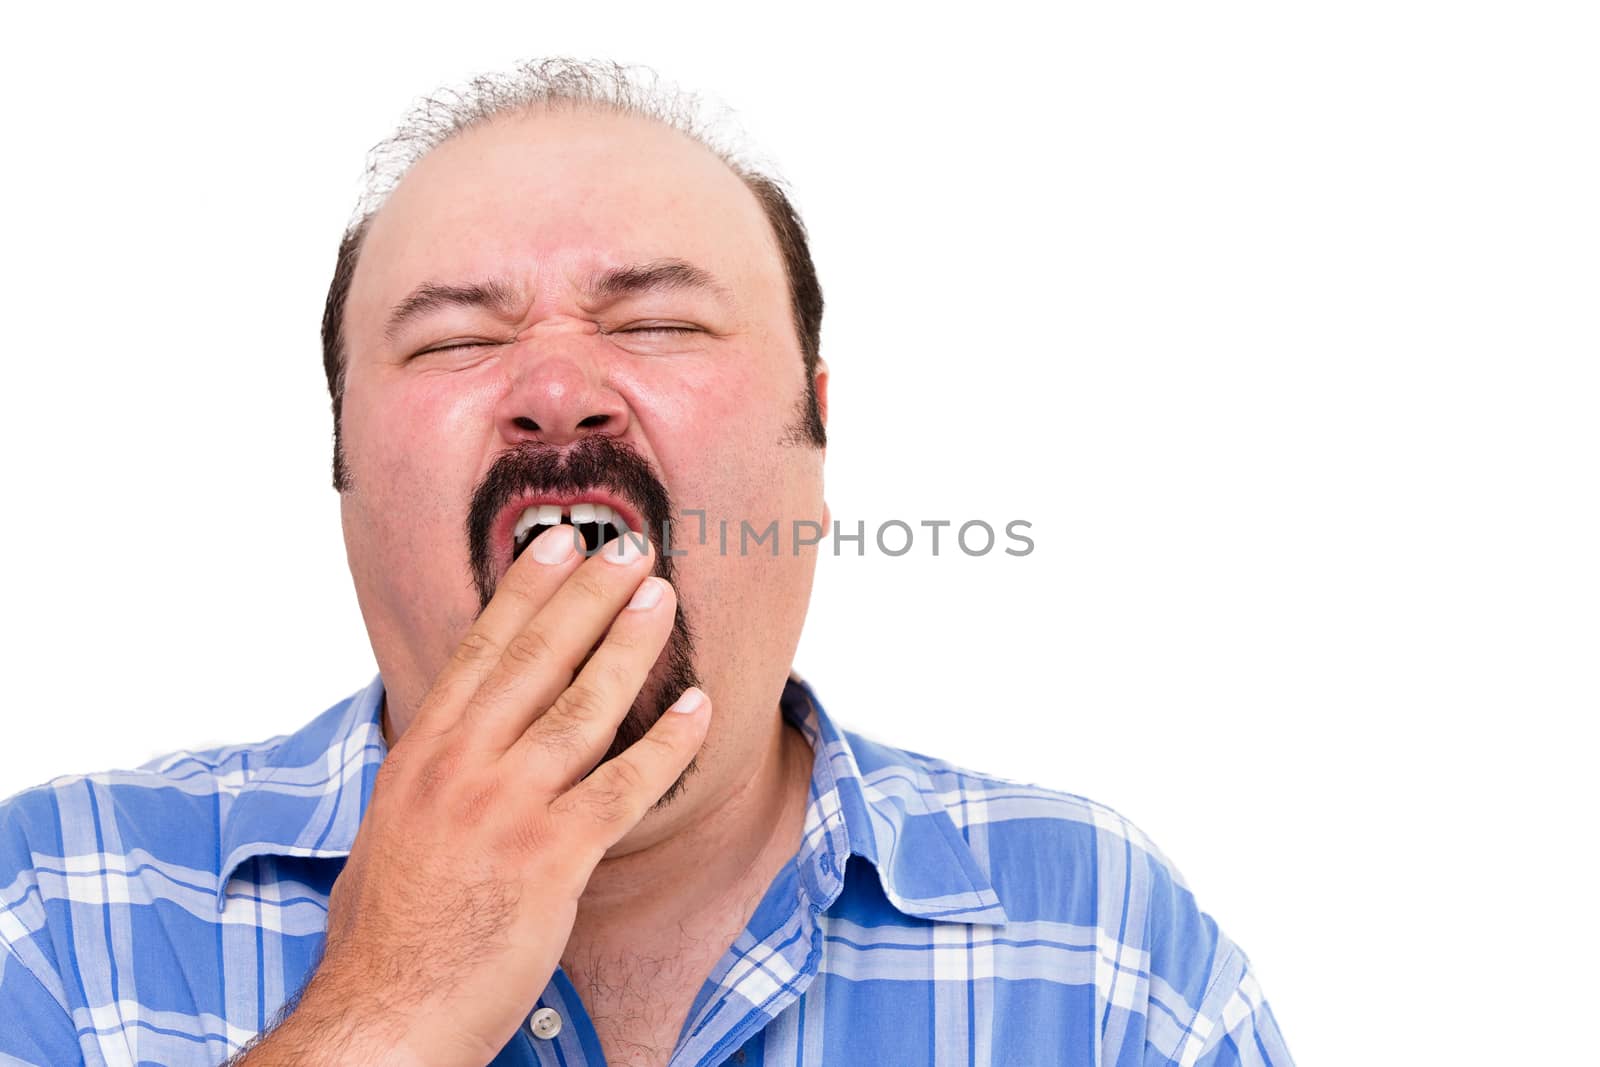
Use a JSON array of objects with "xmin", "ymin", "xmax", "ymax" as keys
[
  {"xmin": 555, "ymin": 681, "xmax": 609, "ymax": 724},
  {"xmin": 490, "ymin": 577, "xmax": 538, "ymax": 609},
  {"xmin": 579, "ymin": 785, "xmax": 634, "ymax": 826},
  {"xmin": 600, "ymin": 756, "xmax": 646, "ymax": 797},
  {"xmin": 533, "ymin": 714, "xmax": 587, "ymax": 765},
  {"xmin": 450, "ymin": 629, "xmax": 499, "ymax": 668},
  {"xmin": 632, "ymin": 730, "xmax": 688, "ymax": 773},
  {"xmin": 547, "ymin": 790, "xmax": 582, "ymax": 822},
  {"xmin": 506, "ymin": 811, "xmax": 559, "ymax": 854},
  {"xmin": 375, "ymin": 745, "xmax": 413, "ymax": 784},
  {"xmin": 598, "ymin": 621, "xmax": 644, "ymax": 653},
  {"xmin": 502, "ymin": 628, "xmax": 559, "ymax": 672},
  {"xmin": 568, "ymin": 571, "xmax": 609, "ymax": 604},
  {"xmin": 598, "ymin": 655, "xmax": 643, "ymax": 696},
  {"xmin": 412, "ymin": 742, "xmax": 467, "ymax": 798},
  {"xmin": 452, "ymin": 777, "xmax": 500, "ymax": 824}
]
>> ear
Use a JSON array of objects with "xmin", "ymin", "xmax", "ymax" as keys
[{"xmin": 813, "ymin": 358, "xmax": 830, "ymax": 430}]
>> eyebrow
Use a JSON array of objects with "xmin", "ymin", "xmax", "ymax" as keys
[
  {"xmin": 383, "ymin": 258, "xmax": 732, "ymax": 343},
  {"xmin": 383, "ymin": 279, "xmax": 522, "ymax": 342},
  {"xmin": 581, "ymin": 258, "xmax": 733, "ymax": 307}
]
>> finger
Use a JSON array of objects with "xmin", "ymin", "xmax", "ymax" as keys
[
  {"xmin": 409, "ymin": 523, "xmax": 587, "ymax": 739},
  {"xmin": 457, "ymin": 528, "xmax": 657, "ymax": 752},
  {"xmin": 504, "ymin": 576, "xmax": 676, "ymax": 786},
  {"xmin": 556, "ymin": 686, "xmax": 711, "ymax": 850}
]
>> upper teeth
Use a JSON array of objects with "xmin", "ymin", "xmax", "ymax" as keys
[{"xmin": 513, "ymin": 503, "xmax": 631, "ymax": 545}]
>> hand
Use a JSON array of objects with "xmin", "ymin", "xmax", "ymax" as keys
[{"xmin": 234, "ymin": 525, "xmax": 710, "ymax": 1066}]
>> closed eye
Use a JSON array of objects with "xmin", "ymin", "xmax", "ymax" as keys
[
  {"xmin": 414, "ymin": 339, "xmax": 500, "ymax": 357},
  {"xmin": 617, "ymin": 324, "xmax": 702, "ymax": 336}
]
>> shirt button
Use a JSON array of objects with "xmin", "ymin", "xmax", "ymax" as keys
[{"xmin": 527, "ymin": 1006, "xmax": 563, "ymax": 1040}]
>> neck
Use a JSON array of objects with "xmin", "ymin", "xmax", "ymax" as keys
[{"xmin": 565, "ymin": 698, "xmax": 815, "ymax": 956}]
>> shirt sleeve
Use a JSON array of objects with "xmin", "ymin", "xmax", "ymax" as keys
[
  {"xmin": 1181, "ymin": 942, "xmax": 1293, "ymax": 1067},
  {"xmin": 1134, "ymin": 838, "xmax": 1295, "ymax": 1067},
  {"xmin": 0, "ymin": 940, "xmax": 82, "ymax": 1067}
]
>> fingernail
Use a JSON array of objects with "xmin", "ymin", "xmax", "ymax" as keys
[
  {"xmin": 603, "ymin": 529, "xmax": 650, "ymax": 565},
  {"xmin": 531, "ymin": 525, "xmax": 576, "ymax": 565},
  {"xmin": 669, "ymin": 687, "xmax": 705, "ymax": 715},
  {"xmin": 626, "ymin": 577, "xmax": 664, "ymax": 611}
]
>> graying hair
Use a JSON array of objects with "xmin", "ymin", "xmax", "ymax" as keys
[{"xmin": 350, "ymin": 58, "xmax": 762, "ymax": 224}]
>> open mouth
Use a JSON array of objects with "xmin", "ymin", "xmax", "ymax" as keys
[{"xmin": 510, "ymin": 502, "xmax": 636, "ymax": 561}]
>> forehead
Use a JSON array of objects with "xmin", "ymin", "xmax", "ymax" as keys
[{"xmin": 349, "ymin": 108, "xmax": 783, "ymax": 329}]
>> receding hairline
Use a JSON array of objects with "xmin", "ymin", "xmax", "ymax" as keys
[
  {"xmin": 347, "ymin": 101, "xmax": 794, "ymax": 345},
  {"xmin": 339, "ymin": 59, "xmax": 803, "ymax": 335},
  {"xmin": 363, "ymin": 100, "xmax": 767, "ymax": 240},
  {"xmin": 350, "ymin": 59, "xmax": 764, "ymax": 226}
]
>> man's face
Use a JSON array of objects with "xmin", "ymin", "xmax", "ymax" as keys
[{"xmin": 337, "ymin": 108, "xmax": 827, "ymax": 821}]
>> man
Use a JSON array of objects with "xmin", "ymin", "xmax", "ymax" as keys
[{"xmin": 0, "ymin": 59, "xmax": 1292, "ymax": 1066}]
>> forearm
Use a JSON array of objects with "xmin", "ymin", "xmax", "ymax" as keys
[{"xmin": 226, "ymin": 981, "xmax": 425, "ymax": 1067}]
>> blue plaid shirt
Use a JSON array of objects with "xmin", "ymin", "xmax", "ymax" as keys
[{"xmin": 0, "ymin": 674, "xmax": 1291, "ymax": 1066}]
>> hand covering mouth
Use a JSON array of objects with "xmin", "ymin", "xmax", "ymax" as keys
[
  {"xmin": 466, "ymin": 437, "xmax": 676, "ymax": 613},
  {"xmin": 462, "ymin": 437, "xmax": 703, "ymax": 798}
]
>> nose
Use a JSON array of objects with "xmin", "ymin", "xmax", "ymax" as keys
[{"xmin": 493, "ymin": 342, "xmax": 631, "ymax": 448}]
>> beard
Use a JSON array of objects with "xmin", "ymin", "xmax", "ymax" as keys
[{"xmin": 464, "ymin": 436, "xmax": 702, "ymax": 805}]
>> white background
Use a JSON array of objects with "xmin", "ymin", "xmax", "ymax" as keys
[{"xmin": 3, "ymin": 2, "xmax": 1596, "ymax": 1062}]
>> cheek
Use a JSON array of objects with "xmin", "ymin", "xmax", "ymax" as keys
[
  {"xmin": 626, "ymin": 351, "xmax": 824, "ymax": 588},
  {"xmin": 342, "ymin": 369, "xmax": 503, "ymax": 556},
  {"xmin": 618, "ymin": 355, "xmax": 760, "ymax": 437},
  {"xmin": 622, "ymin": 348, "xmax": 799, "ymax": 486},
  {"xmin": 349, "ymin": 369, "xmax": 500, "ymax": 483}
]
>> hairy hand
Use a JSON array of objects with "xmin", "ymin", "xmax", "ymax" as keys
[{"xmin": 234, "ymin": 525, "xmax": 709, "ymax": 1066}]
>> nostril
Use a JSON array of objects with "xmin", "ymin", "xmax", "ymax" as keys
[
  {"xmin": 577, "ymin": 414, "xmax": 610, "ymax": 429},
  {"xmin": 513, "ymin": 416, "xmax": 540, "ymax": 432}
]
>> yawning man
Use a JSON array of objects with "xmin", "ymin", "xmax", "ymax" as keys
[{"xmin": 0, "ymin": 59, "xmax": 1293, "ymax": 1067}]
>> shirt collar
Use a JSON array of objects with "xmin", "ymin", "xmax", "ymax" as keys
[
  {"xmin": 214, "ymin": 673, "xmax": 388, "ymax": 909},
  {"xmin": 780, "ymin": 672, "xmax": 1008, "ymax": 925},
  {"xmin": 217, "ymin": 672, "xmax": 1007, "ymax": 926}
]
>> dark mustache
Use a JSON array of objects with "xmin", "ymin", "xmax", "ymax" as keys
[{"xmin": 466, "ymin": 436, "xmax": 678, "ymax": 610}]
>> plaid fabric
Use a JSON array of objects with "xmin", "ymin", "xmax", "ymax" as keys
[{"xmin": 0, "ymin": 673, "xmax": 1291, "ymax": 1066}]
